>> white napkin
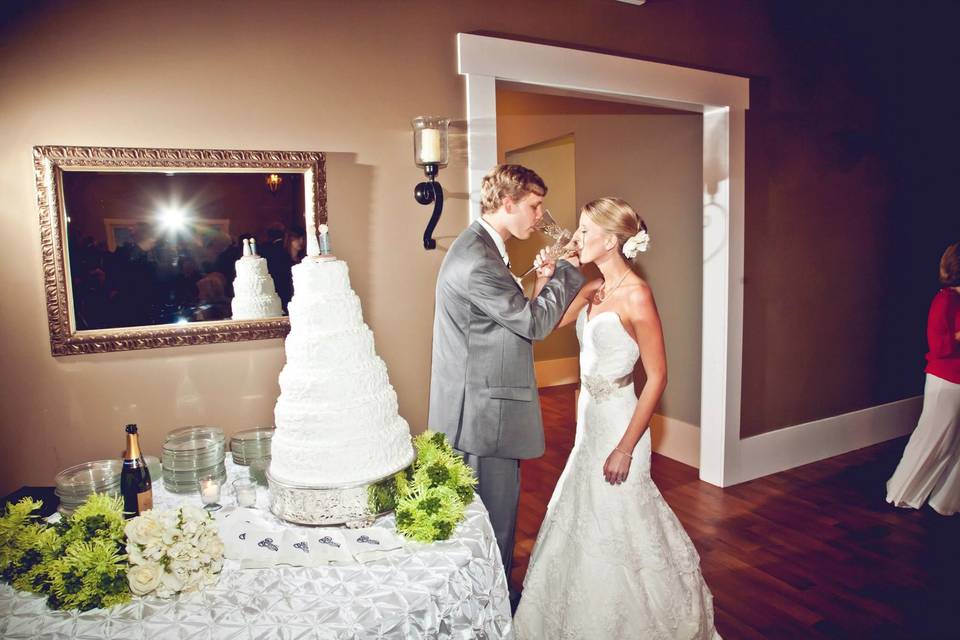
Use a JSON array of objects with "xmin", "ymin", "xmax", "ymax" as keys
[
  {"xmin": 342, "ymin": 527, "xmax": 406, "ymax": 563},
  {"xmin": 237, "ymin": 531, "xmax": 285, "ymax": 568}
]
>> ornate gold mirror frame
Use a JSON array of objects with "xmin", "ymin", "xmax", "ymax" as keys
[{"xmin": 34, "ymin": 145, "xmax": 326, "ymax": 356}]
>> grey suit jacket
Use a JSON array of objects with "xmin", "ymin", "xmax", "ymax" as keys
[{"xmin": 428, "ymin": 221, "xmax": 585, "ymax": 459}]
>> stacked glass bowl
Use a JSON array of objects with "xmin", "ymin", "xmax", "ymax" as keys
[
  {"xmin": 230, "ymin": 427, "xmax": 274, "ymax": 485},
  {"xmin": 161, "ymin": 426, "xmax": 226, "ymax": 494},
  {"xmin": 54, "ymin": 459, "xmax": 122, "ymax": 515}
]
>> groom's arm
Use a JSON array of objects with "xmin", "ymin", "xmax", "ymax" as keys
[{"xmin": 468, "ymin": 258, "xmax": 585, "ymax": 341}]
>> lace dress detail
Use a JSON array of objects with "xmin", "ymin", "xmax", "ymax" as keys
[{"xmin": 514, "ymin": 309, "xmax": 721, "ymax": 640}]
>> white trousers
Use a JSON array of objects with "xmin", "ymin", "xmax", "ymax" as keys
[{"xmin": 887, "ymin": 373, "xmax": 960, "ymax": 515}]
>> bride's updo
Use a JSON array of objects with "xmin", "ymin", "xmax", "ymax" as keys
[{"xmin": 581, "ymin": 197, "xmax": 649, "ymax": 264}]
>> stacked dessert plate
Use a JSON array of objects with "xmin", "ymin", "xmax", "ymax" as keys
[
  {"xmin": 54, "ymin": 459, "xmax": 121, "ymax": 516},
  {"xmin": 231, "ymin": 426, "xmax": 273, "ymax": 485},
  {"xmin": 230, "ymin": 427, "xmax": 273, "ymax": 465},
  {"xmin": 161, "ymin": 426, "xmax": 226, "ymax": 494}
]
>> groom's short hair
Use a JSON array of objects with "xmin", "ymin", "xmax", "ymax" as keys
[{"xmin": 480, "ymin": 164, "xmax": 547, "ymax": 214}]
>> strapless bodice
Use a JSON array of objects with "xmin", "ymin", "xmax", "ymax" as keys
[{"xmin": 576, "ymin": 308, "xmax": 639, "ymax": 384}]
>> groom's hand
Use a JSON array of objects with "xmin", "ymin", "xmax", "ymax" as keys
[{"xmin": 534, "ymin": 248, "xmax": 556, "ymax": 279}]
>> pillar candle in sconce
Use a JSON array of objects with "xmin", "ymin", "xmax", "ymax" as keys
[
  {"xmin": 412, "ymin": 117, "xmax": 449, "ymax": 168},
  {"xmin": 412, "ymin": 116, "xmax": 450, "ymax": 250},
  {"xmin": 419, "ymin": 129, "xmax": 442, "ymax": 164}
]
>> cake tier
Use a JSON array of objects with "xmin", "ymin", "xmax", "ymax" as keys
[
  {"xmin": 291, "ymin": 259, "xmax": 351, "ymax": 297},
  {"xmin": 277, "ymin": 357, "xmax": 390, "ymax": 407},
  {"xmin": 232, "ymin": 293, "xmax": 282, "ymax": 319},
  {"xmin": 269, "ymin": 416, "xmax": 413, "ymax": 486},
  {"xmin": 276, "ymin": 386, "xmax": 398, "ymax": 436},
  {"xmin": 236, "ymin": 255, "xmax": 270, "ymax": 278},
  {"xmin": 235, "ymin": 274, "xmax": 280, "ymax": 297},
  {"xmin": 282, "ymin": 326, "xmax": 375, "ymax": 365},
  {"xmin": 287, "ymin": 292, "xmax": 363, "ymax": 334}
]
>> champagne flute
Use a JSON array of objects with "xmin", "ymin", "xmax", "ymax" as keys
[
  {"xmin": 519, "ymin": 209, "xmax": 576, "ymax": 278},
  {"xmin": 519, "ymin": 229, "xmax": 574, "ymax": 278},
  {"xmin": 534, "ymin": 209, "xmax": 567, "ymax": 242}
]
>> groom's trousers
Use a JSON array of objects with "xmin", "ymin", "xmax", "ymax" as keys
[{"xmin": 458, "ymin": 451, "xmax": 521, "ymax": 581}]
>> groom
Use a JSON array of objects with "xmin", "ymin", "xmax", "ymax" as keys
[{"xmin": 428, "ymin": 164, "xmax": 584, "ymax": 588}]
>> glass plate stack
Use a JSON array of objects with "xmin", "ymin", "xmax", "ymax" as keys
[
  {"xmin": 231, "ymin": 427, "xmax": 274, "ymax": 486},
  {"xmin": 162, "ymin": 426, "xmax": 226, "ymax": 494},
  {"xmin": 55, "ymin": 460, "xmax": 122, "ymax": 516},
  {"xmin": 230, "ymin": 427, "xmax": 274, "ymax": 465}
]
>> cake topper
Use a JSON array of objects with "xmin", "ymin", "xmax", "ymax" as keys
[
  {"xmin": 242, "ymin": 238, "xmax": 252, "ymax": 257},
  {"xmin": 250, "ymin": 238, "xmax": 258, "ymax": 256},
  {"xmin": 319, "ymin": 224, "xmax": 331, "ymax": 255},
  {"xmin": 306, "ymin": 203, "xmax": 321, "ymax": 258}
]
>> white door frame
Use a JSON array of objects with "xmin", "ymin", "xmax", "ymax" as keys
[{"xmin": 458, "ymin": 33, "xmax": 749, "ymax": 486}]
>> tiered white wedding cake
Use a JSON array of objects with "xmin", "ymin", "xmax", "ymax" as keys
[
  {"xmin": 269, "ymin": 250, "xmax": 413, "ymax": 487},
  {"xmin": 231, "ymin": 238, "xmax": 282, "ymax": 320}
]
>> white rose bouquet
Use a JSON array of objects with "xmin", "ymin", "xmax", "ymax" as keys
[{"xmin": 124, "ymin": 505, "xmax": 224, "ymax": 598}]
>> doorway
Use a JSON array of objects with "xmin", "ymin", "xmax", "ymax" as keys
[
  {"xmin": 498, "ymin": 86, "xmax": 704, "ymax": 468},
  {"xmin": 459, "ymin": 33, "xmax": 749, "ymax": 486}
]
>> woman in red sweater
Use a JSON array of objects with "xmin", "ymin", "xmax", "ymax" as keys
[{"xmin": 887, "ymin": 241, "xmax": 960, "ymax": 515}]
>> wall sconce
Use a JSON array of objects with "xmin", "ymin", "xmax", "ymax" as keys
[
  {"xmin": 412, "ymin": 116, "xmax": 449, "ymax": 250},
  {"xmin": 265, "ymin": 173, "xmax": 283, "ymax": 194}
]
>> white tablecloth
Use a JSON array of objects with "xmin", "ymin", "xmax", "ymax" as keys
[{"xmin": 0, "ymin": 462, "xmax": 513, "ymax": 639}]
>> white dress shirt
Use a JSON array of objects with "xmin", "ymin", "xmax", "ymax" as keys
[{"xmin": 478, "ymin": 216, "xmax": 510, "ymax": 268}]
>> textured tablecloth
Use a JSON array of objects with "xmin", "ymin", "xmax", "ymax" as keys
[{"xmin": 0, "ymin": 462, "xmax": 514, "ymax": 639}]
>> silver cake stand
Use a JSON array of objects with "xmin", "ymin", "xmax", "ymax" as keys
[{"xmin": 267, "ymin": 447, "xmax": 415, "ymax": 528}]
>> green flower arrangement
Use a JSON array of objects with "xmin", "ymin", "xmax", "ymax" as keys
[
  {"xmin": 0, "ymin": 498, "xmax": 49, "ymax": 592},
  {"xmin": 0, "ymin": 494, "xmax": 131, "ymax": 611},
  {"xmin": 368, "ymin": 431, "xmax": 477, "ymax": 542}
]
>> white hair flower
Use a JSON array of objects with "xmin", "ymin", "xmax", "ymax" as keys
[
  {"xmin": 318, "ymin": 224, "xmax": 329, "ymax": 235},
  {"xmin": 622, "ymin": 229, "xmax": 650, "ymax": 259}
]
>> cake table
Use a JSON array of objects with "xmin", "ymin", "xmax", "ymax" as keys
[{"xmin": 0, "ymin": 461, "xmax": 513, "ymax": 639}]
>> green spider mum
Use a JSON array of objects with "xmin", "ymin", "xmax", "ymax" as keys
[
  {"xmin": 46, "ymin": 538, "xmax": 130, "ymax": 611},
  {"xmin": 394, "ymin": 485, "xmax": 466, "ymax": 543},
  {"xmin": 59, "ymin": 494, "xmax": 126, "ymax": 548},
  {"xmin": 0, "ymin": 498, "xmax": 45, "ymax": 586}
]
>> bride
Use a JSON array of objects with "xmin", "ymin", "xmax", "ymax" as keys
[{"xmin": 514, "ymin": 198, "xmax": 720, "ymax": 639}]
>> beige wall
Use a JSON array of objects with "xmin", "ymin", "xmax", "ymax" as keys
[
  {"xmin": 1, "ymin": 0, "xmax": 951, "ymax": 492},
  {"xmin": 497, "ymin": 91, "xmax": 703, "ymax": 426}
]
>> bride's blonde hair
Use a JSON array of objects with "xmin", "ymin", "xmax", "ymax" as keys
[{"xmin": 580, "ymin": 197, "xmax": 648, "ymax": 264}]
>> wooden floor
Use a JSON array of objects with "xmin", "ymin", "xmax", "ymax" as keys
[{"xmin": 512, "ymin": 384, "xmax": 959, "ymax": 640}]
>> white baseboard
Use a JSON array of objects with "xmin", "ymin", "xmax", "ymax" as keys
[
  {"xmin": 534, "ymin": 356, "xmax": 580, "ymax": 387},
  {"xmin": 729, "ymin": 395, "xmax": 922, "ymax": 486},
  {"xmin": 650, "ymin": 414, "xmax": 700, "ymax": 469}
]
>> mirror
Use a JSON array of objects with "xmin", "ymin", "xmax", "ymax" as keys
[{"xmin": 34, "ymin": 145, "xmax": 326, "ymax": 356}]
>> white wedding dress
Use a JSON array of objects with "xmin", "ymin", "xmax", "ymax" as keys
[{"xmin": 514, "ymin": 309, "xmax": 721, "ymax": 640}]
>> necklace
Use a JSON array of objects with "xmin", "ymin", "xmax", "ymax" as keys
[{"xmin": 593, "ymin": 270, "xmax": 631, "ymax": 305}]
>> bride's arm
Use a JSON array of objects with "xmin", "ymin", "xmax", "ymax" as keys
[
  {"xmin": 603, "ymin": 283, "xmax": 667, "ymax": 484},
  {"xmin": 530, "ymin": 249, "xmax": 598, "ymax": 328},
  {"xmin": 554, "ymin": 278, "xmax": 601, "ymax": 328}
]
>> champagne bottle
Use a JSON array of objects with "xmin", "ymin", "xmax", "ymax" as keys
[{"xmin": 121, "ymin": 424, "xmax": 152, "ymax": 518}]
